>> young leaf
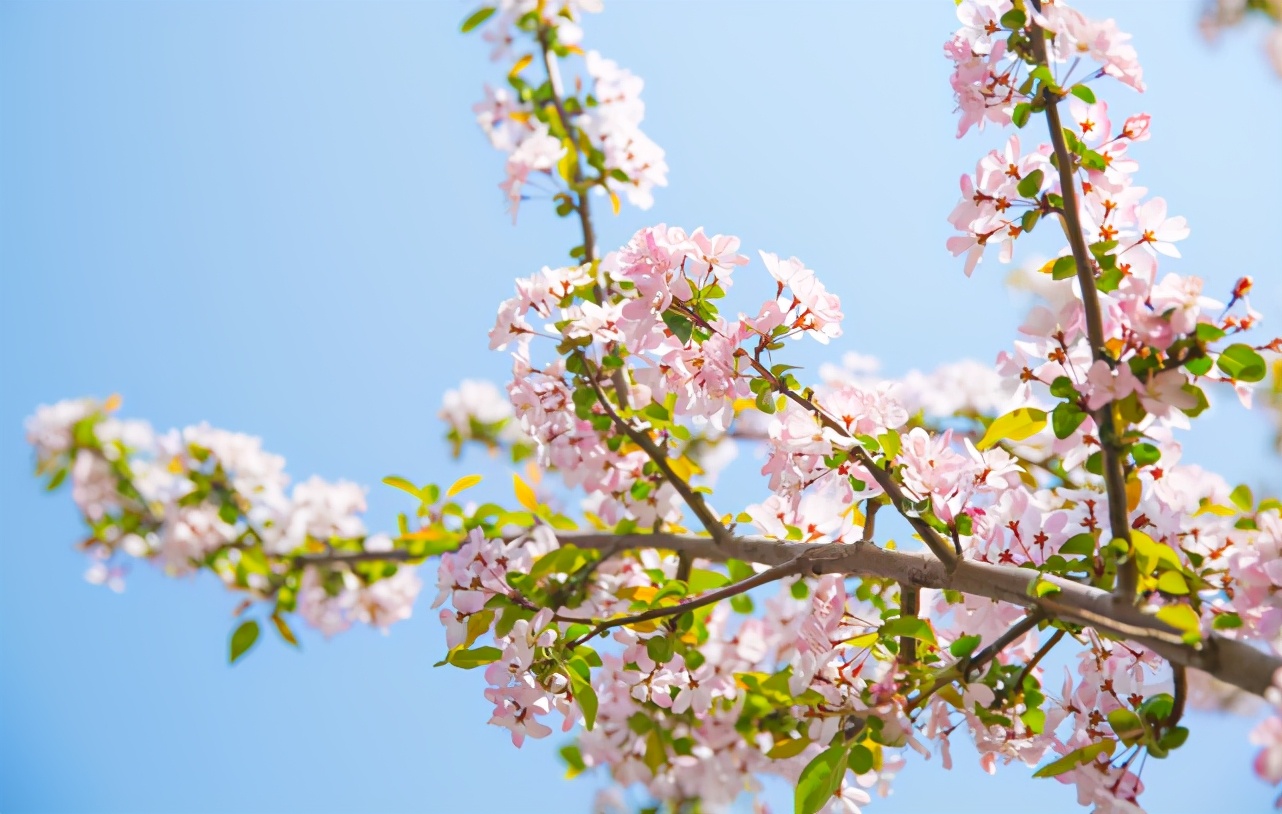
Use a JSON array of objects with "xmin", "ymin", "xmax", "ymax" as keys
[
  {"xmin": 460, "ymin": 6, "xmax": 496, "ymax": 33},
  {"xmin": 513, "ymin": 473, "xmax": 539, "ymax": 511},
  {"xmin": 271, "ymin": 613, "xmax": 299, "ymax": 647},
  {"xmin": 881, "ymin": 616, "xmax": 936, "ymax": 645},
  {"xmin": 1216, "ymin": 344, "xmax": 1267, "ymax": 383},
  {"xmin": 976, "ymin": 408, "xmax": 1048, "ymax": 451},
  {"xmin": 795, "ymin": 742, "xmax": 851, "ymax": 814},
  {"xmin": 446, "ymin": 474, "xmax": 483, "ymax": 498},
  {"xmin": 229, "ymin": 619, "xmax": 260, "ymax": 664},
  {"xmin": 1033, "ymin": 739, "xmax": 1116, "ymax": 778}
]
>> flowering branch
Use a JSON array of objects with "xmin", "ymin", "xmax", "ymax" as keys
[{"xmin": 1027, "ymin": 0, "xmax": 1136, "ymax": 597}]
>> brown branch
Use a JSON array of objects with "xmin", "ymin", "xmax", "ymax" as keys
[
  {"xmin": 297, "ymin": 528, "xmax": 1280, "ymax": 699},
  {"xmin": 742, "ymin": 354, "xmax": 959, "ymax": 568},
  {"xmin": 557, "ymin": 531, "xmax": 1276, "ymax": 698},
  {"xmin": 999, "ymin": 628, "xmax": 1067, "ymax": 706},
  {"xmin": 582, "ymin": 364, "xmax": 732, "ymax": 547},
  {"xmin": 1027, "ymin": 2, "xmax": 1135, "ymax": 597},
  {"xmin": 900, "ymin": 585, "xmax": 921, "ymax": 665},
  {"xmin": 564, "ymin": 552, "xmax": 817, "ymax": 649},
  {"xmin": 1169, "ymin": 664, "xmax": 1187, "ymax": 728}
]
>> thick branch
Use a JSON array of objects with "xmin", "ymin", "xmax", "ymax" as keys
[
  {"xmin": 302, "ymin": 529, "xmax": 1280, "ymax": 697},
  {"xmin": 557, "ymin": 532, "xmax": 1279, "ymax": 698},
  {"xmin": 1027, "ymin": 3, "xmax": 1135, "ymax": 596}
]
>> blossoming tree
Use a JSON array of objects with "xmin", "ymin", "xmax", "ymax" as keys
[{"xmin": 25, "ymin": 1, "xmax": 1282, "ymax": 811}]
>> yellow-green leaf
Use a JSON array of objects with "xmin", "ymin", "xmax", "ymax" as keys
[
  {"xmin": 1131, "ymin": 530, "xmax": 1182, "ymax": 577},
  {"xmin": 446, "ymin": 474, "xmax": 483, "ymax": 498},
  {"xmin": 1033, "ymin": 739, "xmax": 1116, "ymax": 778},
  {"xmin": 271, "ymin": 613, "xmax": 299, "ymax": 647},
  {"xmin": 513, "ymin": 473, "xmax": 539, "ymax": 512},
  {"xmin": 383, "ymin": 475, "xmax": 421, "ymax": 498},
  {"xmin": 508, "ymin": 53, "xmax": 533, "ymax": 79},
  {"xmin": 1155, "ymin": 604, "xmax": 1201, "ymax": 643},
  {"xmin": 767, "ymin": 736, "xmax": 812, "ymax": 759},
  {"xmin": 1156, "ymin": 571, "xmax": 1189, "ymax": 596},
  {"xmin": 976, "ymin": 408, "xmax": 1048, "ymax": 451}
]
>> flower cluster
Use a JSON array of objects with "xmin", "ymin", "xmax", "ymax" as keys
[
  {"xmin": 26, "ymin": 397, "xmax": 422, "ymax": 646},
  {"xmin": 470, "ymin": 1, "xmax": 665, "ymax": 222}
]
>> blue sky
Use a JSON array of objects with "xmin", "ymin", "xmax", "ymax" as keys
[{"xmin": 1, "ymin": 2, "xmax": 1279, "ymax": 812}]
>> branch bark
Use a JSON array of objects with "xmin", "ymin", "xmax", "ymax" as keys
[{"xmin": 301, "ymin": 529, "xmax": 1282, "ymax": 699}]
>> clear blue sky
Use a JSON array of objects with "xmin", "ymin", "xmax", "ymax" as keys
[{"xmin": 1, "ymin": 2, "xmax": 1278, "ymax": 812}]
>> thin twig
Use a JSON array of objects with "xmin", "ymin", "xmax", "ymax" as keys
[
  {"xmin": 564, "ymin": 553, "xmax": 814, "ymax": 648},
  {"xmin": 907, "ymin": 611, "xmax": 1045, "ymax": 712},
  {"xmin": 582, "ymin": 363, "xmax": 732, "ymax": 547}
]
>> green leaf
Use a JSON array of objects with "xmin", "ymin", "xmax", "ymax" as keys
[
  {"xmin": 1195, "ymin": 322, "xmax": 1226, "ymax": 342},
  {"xmin": 1033, "ymin": 739, "xmax": 1116, "ymax": 778},
  {"xmin": 1051, "ymin": 403, "xmax": 1087, "ymax": 439},
  {"xmin": 646, "ymin": 635, "xmax": 675, "ymax": 664},
  {"xmin": 569, "ymin": 662, "xmax": 599, "ymax": 730},
  {"xmin": 1159, "ymin": 726, "xmax": 1189, "ymax": 752},
  {"xmin": 1132, "ymin": 443, "xmax": 1161, "ymax": 467},
  {"xmin": 661, "ymin": 311, "xmax": 694, "ymax": 345},
  {"xmin": 229, "ymin": 619, "xmax": 260, "ymax": 664},
  {"xmin": 45, "ymin": 467, "xmax": 68, "ymax": 491},
  {"xmin": 1012, "ymin": 102, "xmax": 1032, "ymax": 128},
  {"xmin": 460, "ymin": 6, "xmax": 496, "ymax": 32},
  {"xmin": 560, "ymin": 744, "xmax": 587, "ymax": 779},
  {"xmin": 1051, "ymin": 255, "xmax": 1078, "ymax": 280},
  {"xmin": 447, "ymin": 645, "xmax": 503, "ymax": 669},
  {"xmin": 1060, "ymin": 532, "xmax": 1096, "ymax": 556},
  {"xmin": 1032, "ymin": 577, "xmax": 1061, "ymax": 597},
  {"xmin": 949, "ymin": 634, "xmax": 982, "ymax": 659},
  {"xmin": 1017, "ymin": 169, "xmax": 1044, "ymax": 199},
  {"xmin": 1049, "ymin": 376, "xmax": 1077, "ymax": 399},
  {"xmin": 1000, "ymin": 8, "xmax": 1027, "ymax": 29},
  {"xmin": 881, "ymin": 616, "xmax": 936, "ymax": 645},
  {"xmin": 847, "ymin": 744, "xmax": 874, "ymax": 775},
  {"xmin": 1021, "ymin": 209, "xmax": 1041, "ymax": 234},
  {"xmin": 1107, "ymin": 709, "xmax": 1144, "ymax": 746},
  {"xmin": 795, "ymin": 742, "xmax": 851, "ymax": 814},
  {"xmin": 976, "ymin": 407, "xmax": 1048, "ymax": 450},
  {"xmin": 1230, "ymin": 484, "xmax": 1254, "ymax": 513},
  {"xmin": 1217, "ymin": 344, "xmax": 1267, "ymax": 382},
  {"xmin": 767, "ymin": 736, "xmax": 812, "ymax": 759},
  {"xmin": 1021, "ymin": 707, "xmax": 1046, "ymax": 734},
  {"xmin": 877, "ymin": 431, "xmax": 901, "ymax": 460},
  {"xmin": 1069, "ymin": 84, "xmax": 1096, "ymax": 103},
  {"xmin": 1212, "ymin": 612, "xmax": 1243, "ymax": 630},
  {"xmin": 1186, "ymin": 356, "xmax": 1213, "ymax": 376}
]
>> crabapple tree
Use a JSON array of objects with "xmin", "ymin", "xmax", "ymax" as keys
[{"xmin": 26, "ymin": 1, "xmax": 1282, "ymax": 812}]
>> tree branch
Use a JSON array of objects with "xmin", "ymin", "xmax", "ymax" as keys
[
  {"xmin": 300, "ymin": 528, "xmax": 1280, "ymax": 698},
  {"xmin": 1027, "ymin": 2, "xmax": 1136, "ymax": 597},
  {"xmin": 907, "ymin": 611, "xmax": 1044, "ymax": 712},
  {"xmin": 741, "ymin": 352, "xmax": 960, "ymax": 568},
  {"xmin": 582, "ymin": 363, "xmax": 733, "ymax": 547},
  {"xmin": 565, "ymin": 553, "xmax": 812, "ymax": 648}
]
